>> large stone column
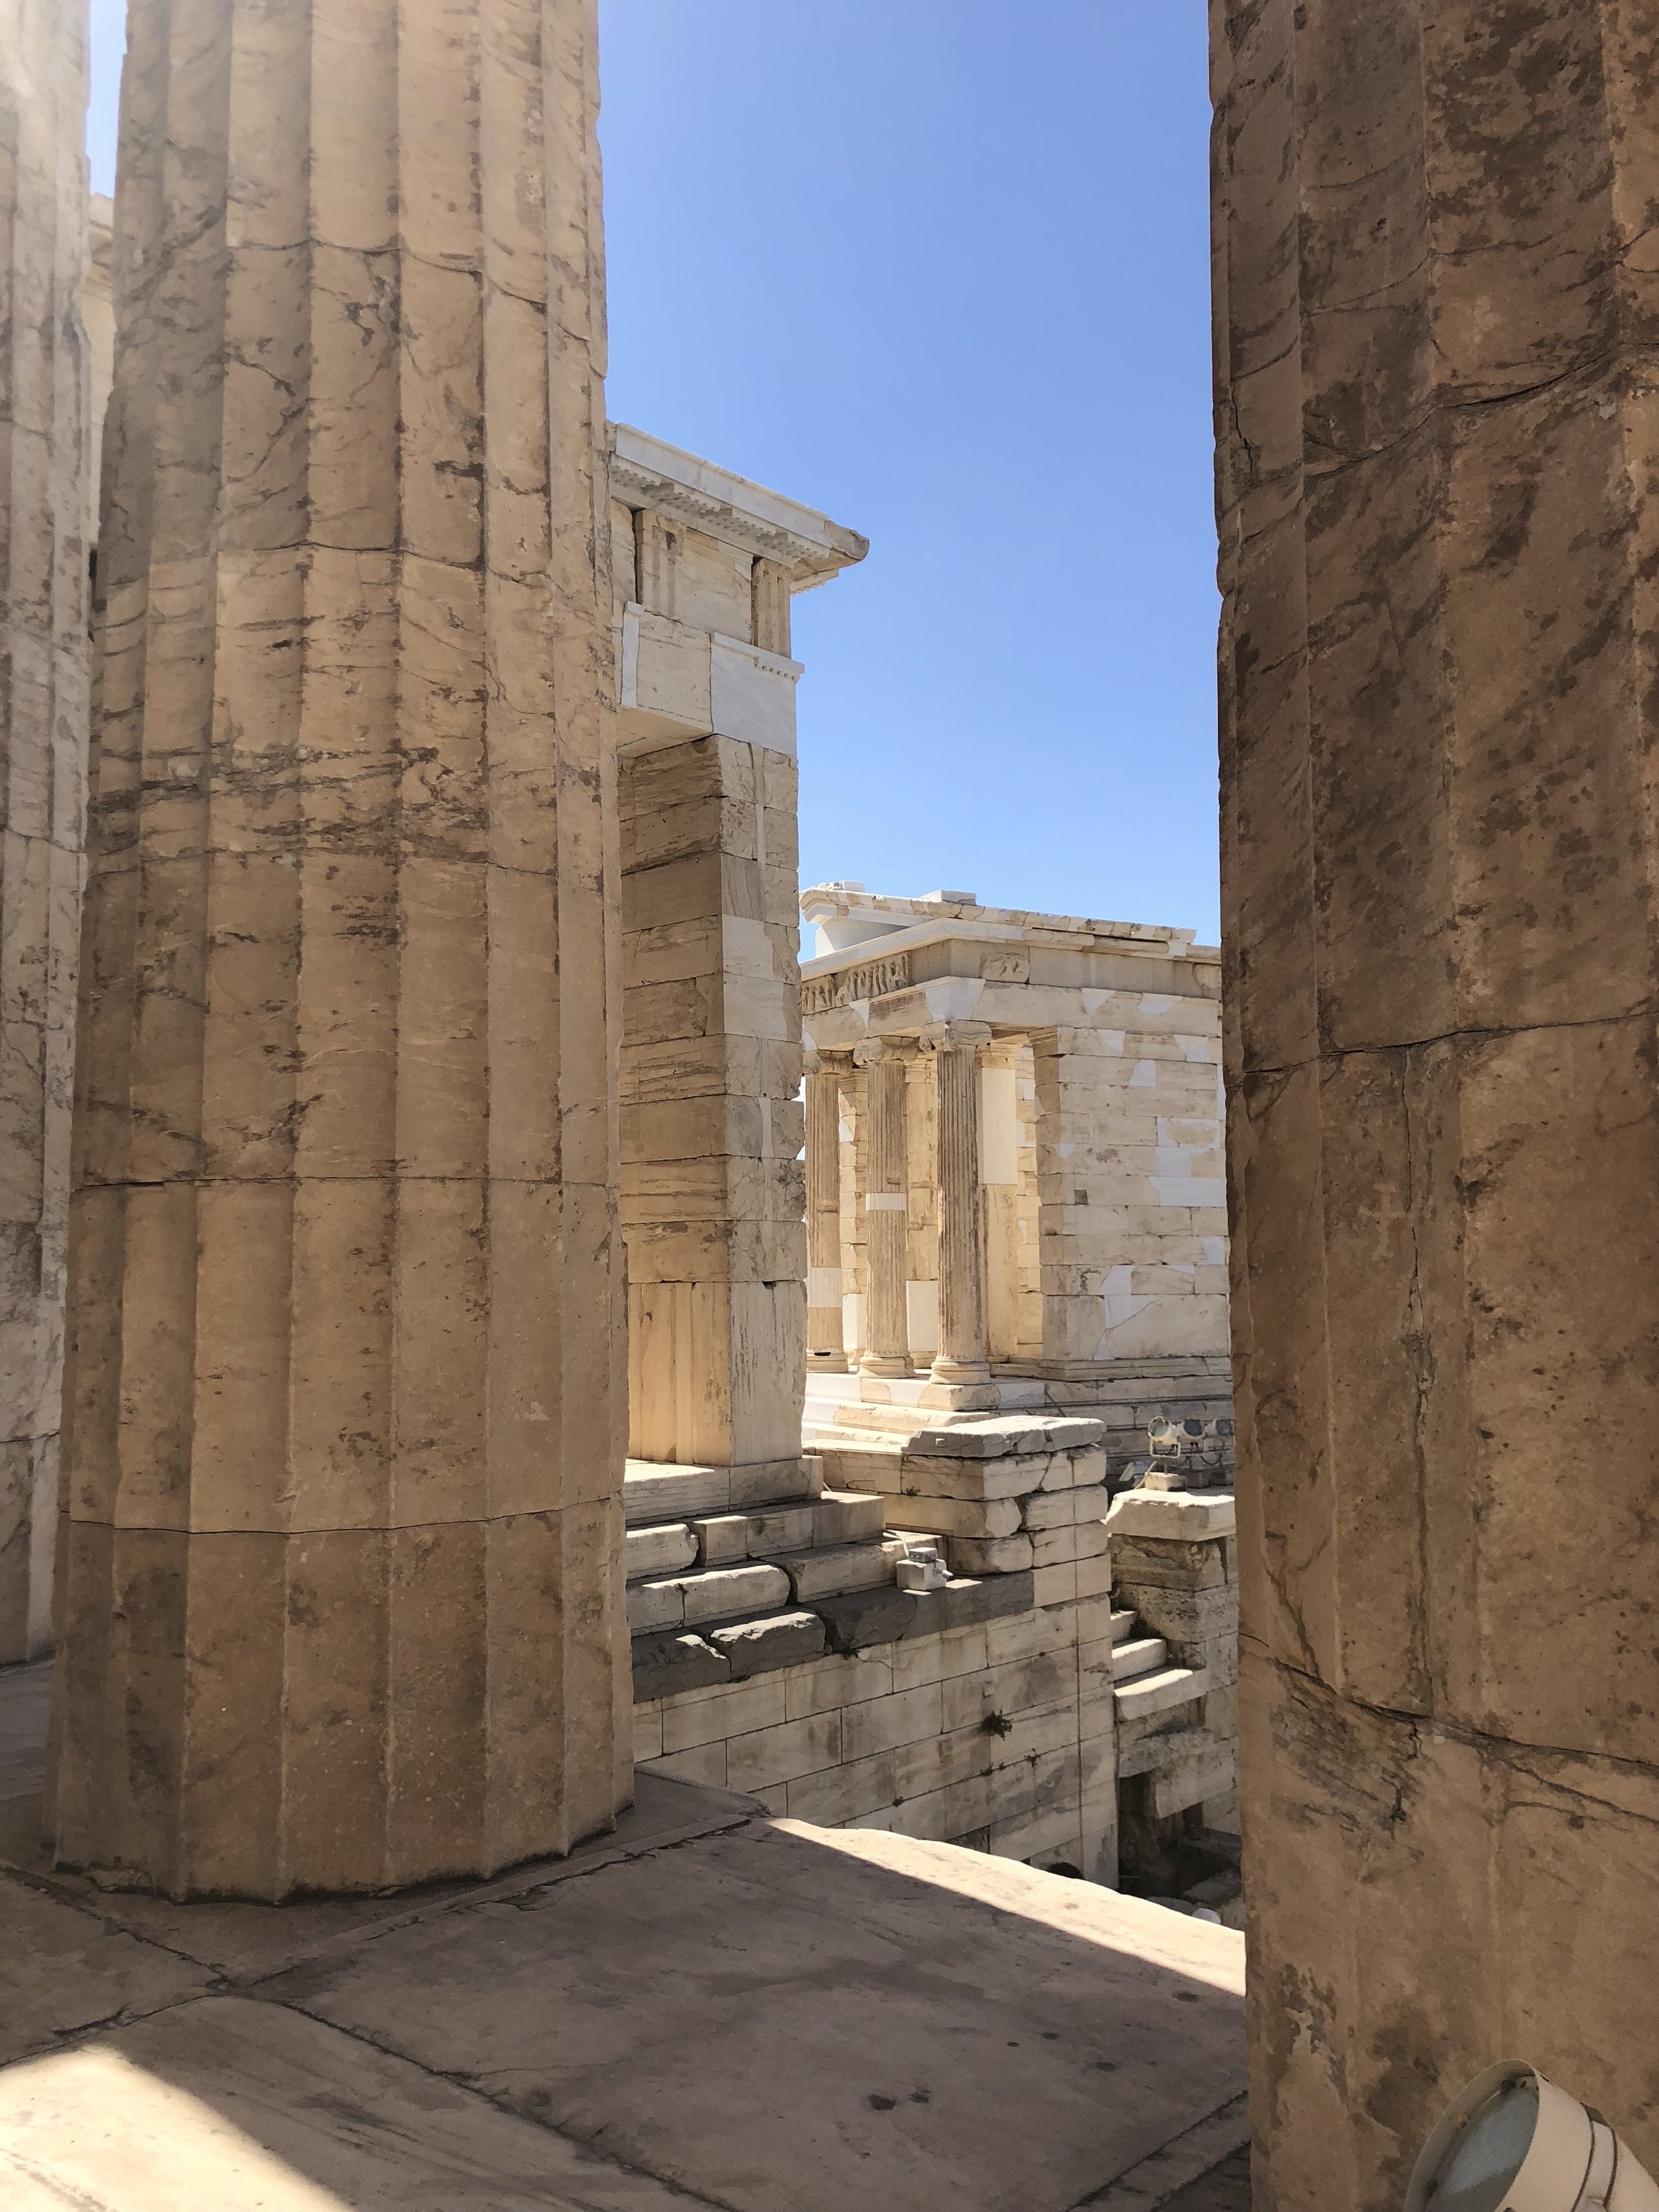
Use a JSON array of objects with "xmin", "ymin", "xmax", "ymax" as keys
[
  {"xmin": 921, "ymin": 1020, "xmax": 995, "ymax": 1408},
  {"xmin": 1216, "ymin": 1, "xmax": 1659, "ymax": 2203},
  {"xmin": 804, "ymin": 1051, "xmax": 848, "ymax": 1371},
  {"xmin": 47, "ymin": 0, "xmax": 628, "ymax": 1899},
  {"xmin": 856, "ymin": 1040, "xmax": 910, "ymax": 1379},
  {"xmin": 0, "ymin": 0, "xmax": 90, "ymax": 1664}
]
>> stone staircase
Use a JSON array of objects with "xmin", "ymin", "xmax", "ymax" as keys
[
  {"xmin": 1108, "ymin": 1605, "xmax": 1210, "ymax": 1721},
  {"xmin": 625, "ymin": 1454, "xmax": 912, "ymax": 1689}
]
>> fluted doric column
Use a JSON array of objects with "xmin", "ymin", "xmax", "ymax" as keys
[
  {"xmin": 920, "ymin": 1021, "xmax": 996, "ymax": 1408},
  {"xmin": 47, "ymin": 0, "xmax": 628, "ymax": 1899},
  {"xmin": 0, "ymin": 0, "xmax": 90, "ymax": 1663},
  {"xmin": 804, "ymin": 1051, "xmax": 848, "ymax": 1370},
  {"xmin": 855, "ymin": 1039, "xmax": 908, "ymax": 1379}
]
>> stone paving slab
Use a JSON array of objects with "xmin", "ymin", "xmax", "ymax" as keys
[
  {"xmin": 0, "ymin": 1996, "xmax": 707, "ymax": 2211},
  {"xmin": 256, "ymin": 1817, "xmax": 1244, "ymax": 2212},
  {"xmin": 1, "ymin": 1657, "xmax": 1246, "ymax": 2212}
]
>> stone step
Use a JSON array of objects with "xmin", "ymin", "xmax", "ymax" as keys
[
  {"xmin": 623, "ymin": 1455, "xmax": 824, "ymax": 1528},
  {"xmin": 688, "ymin": 1490, "xmax": 886, "ymax": 1568},
  {"xmin": 1111, "ymin": 1635, "xmax": 1168, "ymax": 1684},
  {"xmin": 624, "ymin": 1521, "xmax": 697, "ymax": 1582},
  {"xmin": 1110, "ymin": 1608, "xmax": 1137, "ymax": 1647},
  {"xmin": 624, "ymin": 1562, "xmax": 792, "ymax": 1636},
  {"xmin": 1114, "ymin": 1664, "xmax": 1210, "ymax": 1724},
  {"xmin": 769, "ymin": 1538, "xmax": 905, "ymax": 1604}
]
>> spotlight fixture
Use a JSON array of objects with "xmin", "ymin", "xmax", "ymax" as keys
[{"xmin": 1406, "ymin": 2062, "xmax": 1659, "ymax": 2212}]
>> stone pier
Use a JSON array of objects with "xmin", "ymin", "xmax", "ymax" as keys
[
  {"xmin": 0, "ymin": 0, "xmax": 90, "ymax": 1664},
  {"xmin": 1216, "ymin": 0, "xmax": 1659, "ymax": 2202},
  {"xmin": 609, "ymin": 427, "xmax": 863, "ymax": 1485},
  {"xmin": 48, "ymin": 0, "xmax": 629, "ymax": 1898}
]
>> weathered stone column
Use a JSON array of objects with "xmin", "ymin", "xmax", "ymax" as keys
[
  {"xmin": 0, "ymin": 0, "xmax": 90, "ymax": 1664},
  {"xmin": 856, "ymin": 1040, "xmax": 909, "ymax": 1379},
  {"xmin": 1216, "ymin": 0, "xmax": 1659, "ymax": 2201},
  {"xmin": 805, "ymin": 1051, "xmax": 848, "ymax": 1371},
  {"xmin": 48, "ymin": 0, "xmax": 628, "ymax": 1899},
  {"xmin": 979, "ymin": 1039, "xmax": 1025, "ymax": 1364},
  {"xmin": 921, "ymin": 1021, "xmax": 995, "ymax": 1407}
]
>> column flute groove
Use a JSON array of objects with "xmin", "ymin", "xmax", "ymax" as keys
[{"xmin": 48, "ymin": 0, "xmax": 628, "ymax": 1900}]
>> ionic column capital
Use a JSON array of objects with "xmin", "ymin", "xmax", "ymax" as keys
[{"xmin": 918, "ymin": 1020, "xmax": 993, "ymax": 1054}]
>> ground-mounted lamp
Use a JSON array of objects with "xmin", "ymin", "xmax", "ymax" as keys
[{"xmin": 1406, "ymin": 2063, "xmax": 1659, "ymax": 2212}]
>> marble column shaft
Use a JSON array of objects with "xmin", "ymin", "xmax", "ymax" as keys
[
  {"xmin": 48, "ymin": 0, "xmax": 628, "ymax": 1899},
  {"xmin": 0, "ymin": 0, "xmax": 90, "ymax": 1663},
  {"xmin": 924, "ymin": 1023, "xmax": 989, "ymax": 1383},
  {"xmin": 1216, "ymin": 0, "xmax": 1659, "ymax": 2201},
  {"xmin": 804, "ymin": 1053, "xmax": 847, "ymax": 1370},
  {"xmin": 857, "ymin": 1043, "xmax": 908, "ymax": 1376}
]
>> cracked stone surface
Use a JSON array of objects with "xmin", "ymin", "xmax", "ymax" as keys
[
  {"xmin": 1214, "ymin": 0, "xmax": 1659, "ymax": 2205},
  {"xmin": 1, "ymin": 1653, "xmax": 1247, "ymax": 2210},
  {"xmin": 48, "ymin": 0, "xmax": 630, "ymax": 1896}
]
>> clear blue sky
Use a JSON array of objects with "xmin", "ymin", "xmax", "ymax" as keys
[{"xmin": 87, "ymin": 3, "xmax": 1219, "ymax": 944}]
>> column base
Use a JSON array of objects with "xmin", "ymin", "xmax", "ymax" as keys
[
  {"xmin": 917, "ymin": 1379, "xmax": 1002, "ymax": 1412},
  {"xmin": 808, "ymin": 1350, "xmax": 851, "ymax": 1374},
  {"xmin": 859, "ymin": 1354, "xmax": 912, "ymax": 1382}
]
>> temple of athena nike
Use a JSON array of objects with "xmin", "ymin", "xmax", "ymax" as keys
[{"xmin": 6, "ymin": 2, "xmax": 1659, "ymax": 2207}]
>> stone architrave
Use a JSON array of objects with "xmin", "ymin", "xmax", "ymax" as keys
[
  {"xmin": 856, "ymin": 1041, "xmax": 910, "ymax": 1378},
  {"xmin": 1216, "ymin": 1, "xmax": 1659, "ymax": 2203},
  {"xmin": 0, "ymin": 0, "xmax": 90, "ymax": 1664},
  {"xmin": 805, "ymin": 1051, "xmax": 849, "ymax": 1370},
  {"xmin": 48, "ymin": 0, "xmax": 629, "ymax": 1899},
  {"xmin": 919, "ymin": 1019, "xmax": 995, "ymax": 1406}
]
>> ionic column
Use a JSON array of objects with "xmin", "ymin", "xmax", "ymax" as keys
[
  {"xmin": 48, "ymin": 0, "xmax": 628, "ymax": 1899},
  {"xmin": 804, "ymin": 1052, "xmax": 849, "ymax": 1371},
  {"xmin": 921, "ymin": 1022, "xmax": 995, "ymax": 1406},
  {"xmin": 979, "ymin": 1039, "xmax": 1025, "ymax": 1363},
  {"xmin": 856, "ymin": 1040, "xmax": 910, "ymax": 1379},
  {"xmin": 0, "ymin": 0, "xmax": 90, "ymax": 1663}
]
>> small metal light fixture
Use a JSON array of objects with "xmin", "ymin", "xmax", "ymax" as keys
[{"xmin": 1406, "ymin": 2063, "xmax": 1659, "ymax": 2212}]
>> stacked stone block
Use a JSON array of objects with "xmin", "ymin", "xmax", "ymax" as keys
[
  {"xmin": 1106, "ymin": 1491, "xmax": 1238, "ymax": 1850},
  {"xmin": 826, "ymin": 1416, "xmax": 1114, "ymax": 1589},
  {"xmin": 619, "ymin": 731, "xmax": 806, "ymax": 1478},
  {"xmin": 635, "ymin": 1588, "xmax": 1121, "ymax": 1881}
]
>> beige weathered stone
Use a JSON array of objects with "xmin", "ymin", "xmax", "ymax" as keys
[
  {"xmin": 805, "ymin": 1052, "xmax": 847, "ymax": 1368},
  {"xmin": 1214, "ymin": 0, "xmax": 1659, "ymax": 2199},
  {"xmin": 801, "ymin": 887, "xmax": 1230, "ymax": 1466},
  {"xmin": 613, "ymin": 433, "xmax": 862, "ymax": 1492},
  {"xmin": 0, "ymin": 0, "xmax": 90, "ymax": 1666},
  {"xmin": 46, "ymin": 0, "xmax": 629, "ymax": 1898},
  {"xmin": 857, "ymin": 1040, "xmax": 911, "ymax": 1378}
]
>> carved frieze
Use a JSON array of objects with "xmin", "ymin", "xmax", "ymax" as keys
[{"xmin": 802, "ymin": 951, "xmax": 911, "ymax": 1013}]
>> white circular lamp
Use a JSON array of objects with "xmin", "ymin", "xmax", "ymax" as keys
[{"xmin": 1407, "ymin": 2063, "xmax": 1659, "ymax": 2212}]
